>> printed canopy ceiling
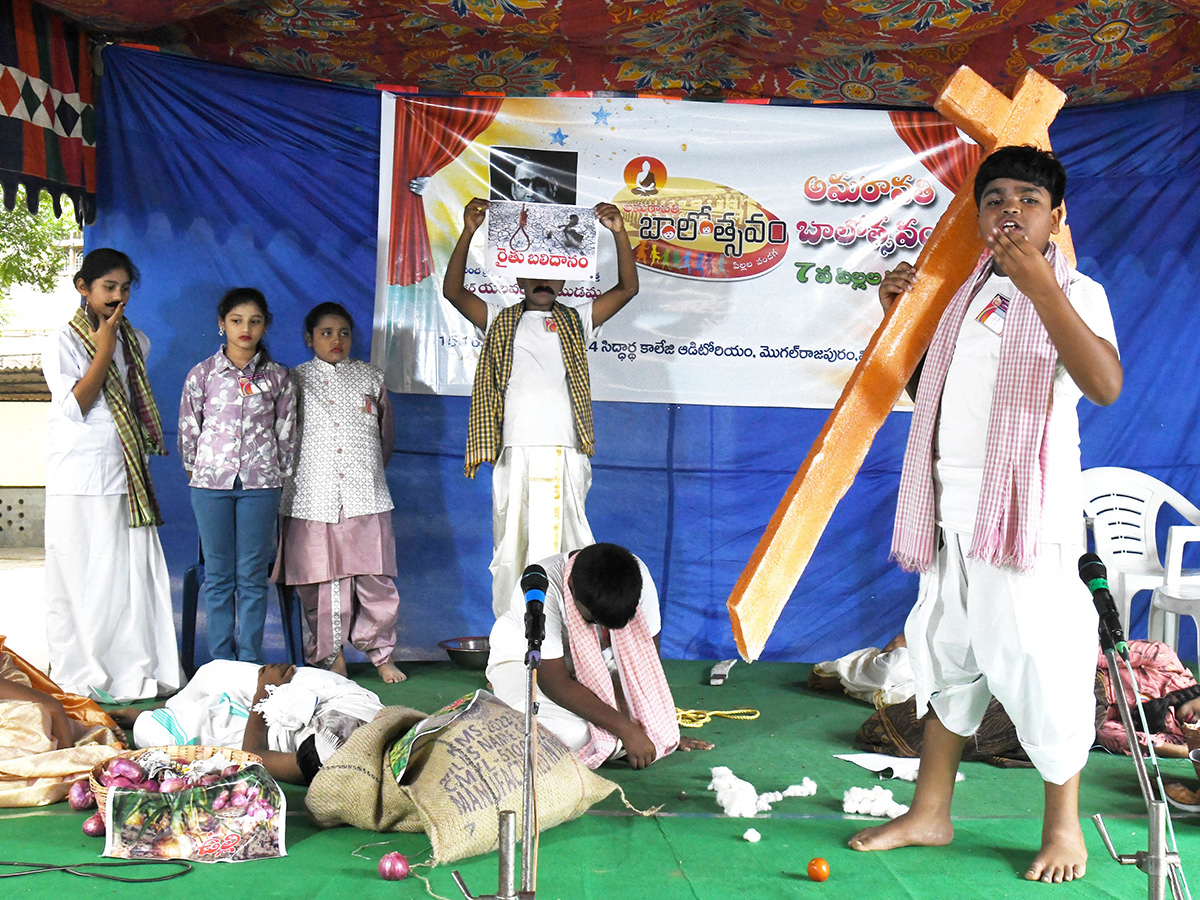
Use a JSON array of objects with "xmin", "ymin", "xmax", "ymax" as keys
[{"xmin": 38, "ymin": 0, "xmax": 1200, "ymax": 106}]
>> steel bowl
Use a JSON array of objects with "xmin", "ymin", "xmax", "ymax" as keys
[{"xmin": 438, "ymin": 636, "xmax": 491, "ymax": 671}]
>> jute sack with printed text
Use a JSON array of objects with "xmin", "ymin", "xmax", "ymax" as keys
[
  {"xmin": 305, "ymin": 705, "xmax": 427, "ymax": 832},
  {"xmin": 306, "ymin": 693, "xmax": 617, "ymax": 863}
]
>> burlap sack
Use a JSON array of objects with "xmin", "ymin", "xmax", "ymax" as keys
[
  {"xmin": 306, "ymin": 705, "xmax": 429, "ymax": 832},
  {"xmin": 306, "ymin": 693, "xmax": 617, "ymax": 864}
]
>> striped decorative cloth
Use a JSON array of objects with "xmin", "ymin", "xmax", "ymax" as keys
[
  {"xmin": 891, "ymin": 243, "xmax": 1071, "ymax": 573},
  {"xmin": 68, "ymin": 306, "xmax": 167, "ymax": 527},
  {"xmin": 560, "ymin": 554, "xmax": 680, "ymax": 769},
  {"xmin": 464, "ymin": 300, "xmax": 594, "ymax": 478},
  {"xmin": 0, "ymin": 0, "xmax": 96, "ymax": 223}
]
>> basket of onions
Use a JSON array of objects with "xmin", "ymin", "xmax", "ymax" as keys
[{"xmin": 87, "ymin": 745, "xmax": 262, "ymax": 819}]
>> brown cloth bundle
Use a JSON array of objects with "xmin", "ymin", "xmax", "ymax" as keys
[{"xmin": 854, "ymin": 673, "xmax": 1108, "ymax": 768}]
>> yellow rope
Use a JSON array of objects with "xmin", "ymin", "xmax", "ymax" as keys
[{"xmin": 675, "ymin": 707, "xmax": 760, "ymax": 729}]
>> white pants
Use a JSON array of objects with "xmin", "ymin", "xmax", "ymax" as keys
[
  {"xmin": 905, "ymin": 528, "xmax": 1098, "ymax": 785},
  {"xmin": 489, "ymin": 660, "xmax": 591, "ymax": 752},
  {"xmin": 490, "ymin": 446, "xmax": 594, "ymax": 617},
  {"xmin": 44, "ymin": 494, "xmax": 182, "ymax": 702}
]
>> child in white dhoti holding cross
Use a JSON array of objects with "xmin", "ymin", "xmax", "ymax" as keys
[
  {"xmin": 443, "ymin": 200, "xmax": 639, "ymax": 617},
  {"xmin": 849, "ymin": 147, "xmax": 1123, "ymax": 884}
]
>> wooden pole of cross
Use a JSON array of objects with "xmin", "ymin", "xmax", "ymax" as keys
[{"xmin": 727, "ymin": 67, "xmax": 1075, "ymax": 661}]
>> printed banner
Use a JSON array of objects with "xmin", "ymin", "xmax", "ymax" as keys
[
  {"xmin": 485, "ymin": 200, "xmax": 600, "ymax": 278},
  {"xmin": 374, "ymin": 96, "xmax": 971, "ymax": 409}
]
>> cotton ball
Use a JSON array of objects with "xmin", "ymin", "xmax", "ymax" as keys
[
  {"xmin": 783, "ymin": 778, "xmax": 817, "ymax": 797},
  {"xmin": 756, "ymin": 790, "xmax": 783, "ymax": 811},
  {"xmin": 842, "ymin": 785, "xmax": 909, "ymax": 819},
  {"xmin": 760, "ymin": 777, "xmax": 818, "ymax": 810},
  {"xmin": 708, "ymin": 766, "xmax": 761, "ymax": 818},
  {"xmin": 743, "ymin": 828, "xmax": 762, "ymax": 843}
]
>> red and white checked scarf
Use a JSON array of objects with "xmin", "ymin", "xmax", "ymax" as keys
[
  {"xmin": 891, "ymin": 243, "xmax": 1071, "ymax": 573},
  {"xmin": 560, "ymin": 554, "xmax": 680, "ymax": 769}
]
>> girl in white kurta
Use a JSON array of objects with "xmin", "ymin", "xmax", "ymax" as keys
[
  {"xmin": 42, "ymin": 249, "xmax": 183, "ymax": 702},
  {"xmin": 274, "ymin": 303, "xmax": 404, "ymax": 683}
]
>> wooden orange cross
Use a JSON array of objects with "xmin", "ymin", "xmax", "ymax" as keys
[{"xmin": 728, "ymin": 67, "xmax": 1075, "ymax": 661}]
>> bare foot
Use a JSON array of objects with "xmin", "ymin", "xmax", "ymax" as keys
[
  {"xmin": 848, "ymin": 809, "xmax": 954, "ymax": 852},
  {"xmin": 678, "ymin": 736, "xmax": 713, "ymax": 751},
  {"xmin": 376, "ymin": 661, "xmax": 406, "ymax": 683},
  {"xmin": 1024, "ymin": 823, "xmax": 1087, "ymax": 883},
  {"xmin": 330, "ymin": 650, "xmax": 348, "ymax": 677},
  {"xmin": 109, "ymin": 706, "xmax": 152, "ymax": 729}
]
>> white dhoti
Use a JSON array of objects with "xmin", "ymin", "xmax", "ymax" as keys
[
  {"xmin": 44, "ymin": 494, "xmax": 182, "ymax": 703},
  {"xmin": 905, "ymin": 528, "xmax": 1098, "ymax": 785},
  {"xmin": 490, "ymin": 446, "xmax": 594, "ymax": 617},
  {"xmin": 488, "ymin": 659, "xmax": 591, "ymax": 752}
]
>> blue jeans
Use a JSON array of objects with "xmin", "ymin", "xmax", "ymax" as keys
[{"xmin": 190, "ymin": 481, "xmax": 281, "ymax": 664}]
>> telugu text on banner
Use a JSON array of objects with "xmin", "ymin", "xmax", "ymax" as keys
[{"xmin": 373, "ymin": 96, "xmax": 972, "ymax": 409}]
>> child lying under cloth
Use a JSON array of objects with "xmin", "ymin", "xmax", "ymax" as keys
[{"xmin": 114, "ymin": 660, "xmax": 381, "ymax": 784}]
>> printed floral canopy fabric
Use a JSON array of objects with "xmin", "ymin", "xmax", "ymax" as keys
[{"xmin": 35, "ymin": 0, "xmax": 1200, "ymax": 107}]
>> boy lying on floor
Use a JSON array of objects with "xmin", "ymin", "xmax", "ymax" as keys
[
  {"xmin": 113, "ymin": 660, "xmax": 381, "ymax": 784},
  {"xmin": 486, "ymin": 542, "xmax": 712, "ymax": 769}
]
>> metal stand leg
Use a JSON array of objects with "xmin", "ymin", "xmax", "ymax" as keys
[
  {"xmin": 453, "ymin": 568, "xmax": 545, "ymax": 900},
  {"xmin": 521, "ymin": 665, "xmax": 539, "ymax": 894},
  {"xmin": 451, "ymin": 670, "xmax": 540, "ymax": 900},
  {"xmin": 1092, "ymin": 645, "xmax": 1190, "ymax": 900}
]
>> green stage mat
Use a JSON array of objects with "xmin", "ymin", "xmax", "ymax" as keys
[{"xmin": 2, "ymin": 660, "xmax": 1196, "ymax": 900}]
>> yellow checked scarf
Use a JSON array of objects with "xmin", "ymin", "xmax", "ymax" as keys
[
  {"xmin": 68, "ymin": 307, "xmax": 167, "ymax": 527},
  {"xmin": 464, "ymin": 301, "xmax": 594, "ymax": 478}
]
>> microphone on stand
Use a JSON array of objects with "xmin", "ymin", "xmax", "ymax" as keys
[
  {"xmin": 1078, "ymin": 553, "xmax": 1130, "ymax": 660},
  {"xmin": 521, "ymin": 564, "xmax": 549, "ymax": 665}
]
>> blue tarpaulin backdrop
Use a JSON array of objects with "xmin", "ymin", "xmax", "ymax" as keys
[{"xmin": 85, "ymin": 46, "xmax": 1200, "ymax": 665}]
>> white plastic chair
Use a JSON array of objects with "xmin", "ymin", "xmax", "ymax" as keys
[
  {"xmin": 1082, "ymin": 467, "xmax": 1200, "ymax": 637},
  {"xmin": 1149, "ymin": 525, "xmax": 1200, "ymax": 652}
]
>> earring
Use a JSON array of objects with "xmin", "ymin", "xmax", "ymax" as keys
[{"xmin": 219, "ymin": 327, "xmax": 225, "ymax": 336}]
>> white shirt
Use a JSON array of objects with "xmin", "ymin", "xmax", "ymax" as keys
[
  {"xmin": 487, "ymin": 551, "xmax": 660, "ymax": 675},
  {"xmin": 481, "ymin": 301, "xmax": 600, "ymax": 449},
  {"xmin": 43, "ymin": 322, "xmax": 149, "ymax": 496},
  {"xmin": 934, "ymin": 270, "xmax": 1119, "ymax": 543}
]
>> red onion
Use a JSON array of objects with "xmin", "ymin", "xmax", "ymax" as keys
[
  {"xmin": 82, "ymin": 812, "xmax": 106, "ymax": 837},
  {"xmin": 68, "ymin": 779, "xmax": 96, "ymax": 810},
  {"xmin": 159, "ymin": 776, "xmax": 188, "ymax": 793},
  {"xmin": 378, "ymin": 852, "xmax": 409, "ymax": 881},
  {"xmin": 221, "ymin": 765, "xmax": 240, "ymax": 778},
  {"xmin": 106, "ymin": 757, "xmax": 145, "ymax": 782}
]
